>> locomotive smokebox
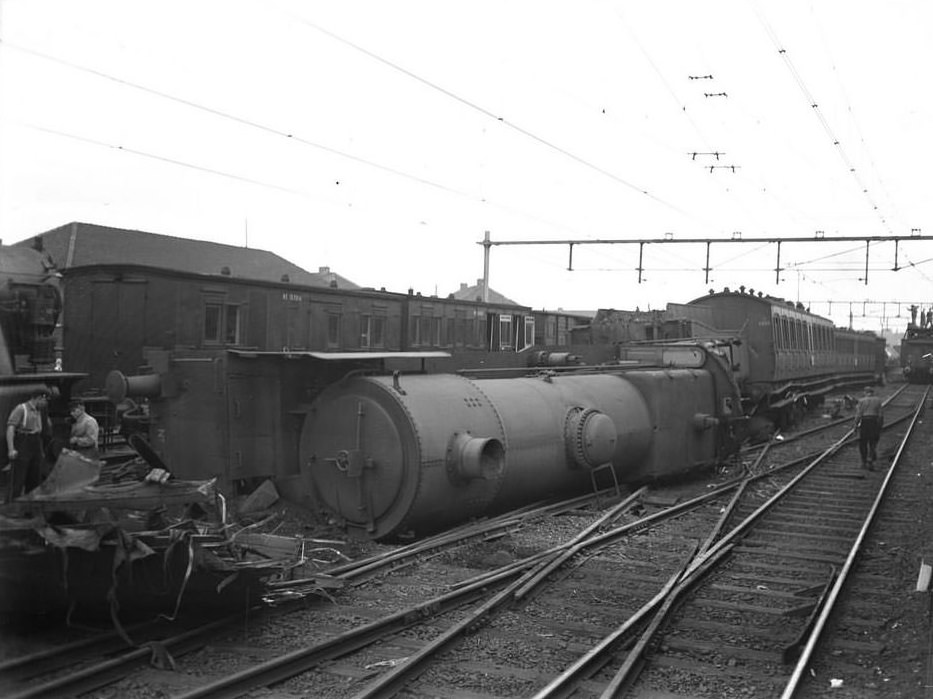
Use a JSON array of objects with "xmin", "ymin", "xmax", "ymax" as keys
[{"xmin": 300, "ymin": 370, "xmax": 672, "ymax": 540}]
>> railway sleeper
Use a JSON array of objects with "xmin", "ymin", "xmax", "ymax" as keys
[{"xmin": 662, "ymin": 635, "xmax": 785, "ymax": 664}]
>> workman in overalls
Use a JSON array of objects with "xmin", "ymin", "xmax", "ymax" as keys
[
  {"xmin": 68, "ymin": 400, "xmax": 100, "ymax": 460},
  {"xmin": 854, "ymin": 386, "xmax": 884, "ymax": 470},
  {"xmin": 5, "ymin": 388, "xmax": 49, "ymax": 502}
]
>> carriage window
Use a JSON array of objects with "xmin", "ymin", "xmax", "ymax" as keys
[
  {"xmin": 360, "ymin": 313, "xmax": 386, "ymax": 349},
  {"xmin": 420, "ymin": 316, "xmax": 432, "ymax": 347},
  {"xmin": 204, "ymin": 303, "xmax": 222, "ymax": 343},
  {"xmin": 225, "ymin": 305, "xmax": 240, "ymax": 344},
  {"xmin": 204, "ymin": 302, "xmax": 240, "ymax": 345},
  {"xmin": 410, "ymin": 314, "xmax": 420, "ymax": 346},
  {"xmin": 499, "ymin": 315, "xmax": 513, "ymax": 350},
  {"xmin": 454, "ymin": 310, "xmax": 465, "ymax": 346},
  {"xmin": 523, "ymin": 316, "xmax": 535, "ymax": 349},
  {"xmin": 326, "ymin": 312, "xmax": 341, "ymax": 348}
]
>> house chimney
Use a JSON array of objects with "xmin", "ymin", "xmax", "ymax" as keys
[{"xmin": 319, "ymin": 266, "xmax": 330, "ymax": 274}]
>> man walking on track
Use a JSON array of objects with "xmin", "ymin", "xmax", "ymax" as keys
[{"xmin": 854, "ymin": 386, "xmax": 883, "ymax": 470}]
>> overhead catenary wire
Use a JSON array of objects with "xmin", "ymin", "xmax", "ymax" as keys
[
  {"xmin": 901, "ymin": 252, "xmax": 933, "ymax": 283},
  {"xmin": 0, "ymin": 39, "xmax": 473, "ymax": 200},
  {"xmin": 20, "ymin": 122, "xmax": 346, "ymax": 203},
  {"xmin": 610, "ymin": 6, "xmax": 774, "ymax": 234},
  {"xmin": 784, "ymin": 240, "xmax": 885, "ymax": 268},
  {"xmin": 270, "ymin": 6, "xmax": 697, "ymax": 222},
  {"xmin": 0, "ymin": 38, "xmax": 601, "ymax": 241},
  {"xmin": 808, "ymin": 7, "xmax": 904, "ymax": 231},
  {"xmin": 752, "ymin": 5, "xmax": 892, "ymax": 234},
  {"xmin": 613, "ymin": 6, "xmax": 872, "ymax": 242},
  {"xmin": 2, "ymin": 10, "xmax": 916, "ymax": 251}
]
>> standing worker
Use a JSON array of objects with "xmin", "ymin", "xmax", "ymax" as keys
[
  {"xmin": 854, "ymin": 386, "xmax": 884, "ymax": 470},
  {"xmin": 5, "ymin": 388, "xmax": 49, "ymax": 502},
  {"xmin": 68, "ymin": 400, "xmax": 100, "ymax": 460}
]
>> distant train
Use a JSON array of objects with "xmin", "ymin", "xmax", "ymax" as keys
[{"xmin": 901, "ymin": 324, "xmax": 933, "ymax": 384}]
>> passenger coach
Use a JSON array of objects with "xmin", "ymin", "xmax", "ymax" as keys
[
  {"xmin": 684, "ymin": 289, "xmax": 884, "ymax": 415},
  {"xmin": 57, "ymin": 264, "xmax": 578, "ymax": 391}
]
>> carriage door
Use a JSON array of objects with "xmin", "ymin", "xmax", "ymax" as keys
[{"xmin": 226, "ymin": 367, "xmax": 280, "ymax": 485}]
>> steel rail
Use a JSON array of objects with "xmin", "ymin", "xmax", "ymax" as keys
[
  {"xmin": 599, "ymin": 544, "xmax": 735, "ymax": 698},
  {"xmin": 4, "ymin": 613, "xmax": 245, "ymax": 699},
  {"xmin": 530, "ymin": 555, "xmax": 692, "ymax": 699},
  {"xmin": 179, "ymin": 487, "xmax": 726, "ymax": 698},
  {"xmin": 0, "ymin": 620, "xmax": 162, "ymax": 684},
  {"xmin": 348, "ymin": 490, "xmax": 652, "ymax": 698},
  {"xmin": 781, "ymin": 385, "xmax": 931, "ymax": 698},
  {"xmin": 740, "ymin": 414, "xmax": 856, "ymax": 456},
  {"xmin": 530, "ymin": 543, "xmax": 733, "ymax": 699},
  {"xmin": 511, "ymin": 488, "xmax": 646, "ymax": 600},
  {"xmin": 533, "ymin": 424, "xmax": 853, "ymax": 699},
  {"xmin": 683, "ymin": 399, "xmax": 916, "ymax": 582},
  {"xmin": 172, "ymin": 562, "xmax": 534, "ymax": 699},
  {"xmin": 317, "ymin": 488, "xmax": 629, "ymax": 583},
  {"xmin": 739, "ymin": 382, "xmax": 908, "ymax": 457}
]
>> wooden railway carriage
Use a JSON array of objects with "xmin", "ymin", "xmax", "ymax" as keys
[
  {"xmin": 684, "ymin": 290, "xmax": 884, "ymax": 416},
  {"xmin": 58, "ymin": 264, "xmax": 555, "ymax": 392}
]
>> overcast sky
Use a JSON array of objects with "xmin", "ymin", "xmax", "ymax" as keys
[{"xmin": 1, "ymin": 0, "xmax": 931, "ymax": 333}]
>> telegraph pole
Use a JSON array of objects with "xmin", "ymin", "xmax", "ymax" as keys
[{"xmin": 481, "ymin": 230, "xmax": 491, "ymax": 303}]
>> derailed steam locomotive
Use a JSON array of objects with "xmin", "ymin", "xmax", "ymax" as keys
[{"xmin": 107, "ymin": 344, "xmax": 743, "ymax": 540}]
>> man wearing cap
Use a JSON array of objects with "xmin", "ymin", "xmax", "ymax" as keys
[
  {"xmin": 854, "ymin": 386, "xmax": 884, "ymax": 470},
  {"xmin": 5, "ymin": 389, "xmax": 49, "ymax": 502},
  {"xmin": 68, "ymin": 400, "xmax": 100, "ymax": 460}
]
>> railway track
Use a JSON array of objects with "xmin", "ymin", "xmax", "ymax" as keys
[
  {"xmin": 1, "ymin": 385, "xmax": 926, "ymax": 698},
  {"xmin": 549, "ymin": 383, "xmax": 929, "ymax": 698},
  {"xmin": 0, "ymin": 490, "xmax": 663, "ymax": 698}
]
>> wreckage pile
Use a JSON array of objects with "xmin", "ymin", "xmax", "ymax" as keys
[{"xmin": 0, "ymin": 451, "xmax": 350, "ymax": 627}]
